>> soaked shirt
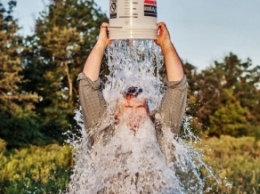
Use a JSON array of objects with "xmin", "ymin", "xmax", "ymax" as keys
[
  {"xmin": 77, "ymin": 72, "xmax": 188, "ymax": 135},
  {"xmin": 76, "ymin": 72, "xmax": 188, "ymax": 193}
]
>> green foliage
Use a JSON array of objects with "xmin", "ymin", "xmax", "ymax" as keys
[
  {"xmin": 1, "ymin": 167, "xmax": 70, "ymax": 194},
  {"xmin": 0, "ymin": 110, "xmax": 50, "ymax": 148},
  {"xmin": 200, "ymin": 136, "xmax": 260, "ymax": 194},
  {"xmin": 209, "ymin": 89, "xmax": 252, "ymax": 137},
  {"xmin": 0, "ymin": 0, "xmax": 110, "ymax": 147},
  {"xmin": 0, "ymin": 0, "xmax": 48, "ymax": 148},
  {"xmin": 21, "ymin": 0, "xmax": 108, "ymax": 142},
  {"xmin": 183, "ymin": 62, "xmax": 198, "ymax": 115},
  {"xmin": 0, "ymin": 138, "xmax": 6, "ymax": 153},
  {"xmin": 0, "ymin": 143, "xmax": 72, "ymax": 193},
  {"xmin": 253, "ymin": 125, "xmax": 260, "ymax": 143},
  {"xmin": 185, "ymin": 53, "xmax": 260, "ymax": 137},
  {"xmin": 1, "ymin": 137, "xmax": 259, "ymax": 193}
]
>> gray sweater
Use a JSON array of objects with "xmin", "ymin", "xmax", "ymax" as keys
[{"xmin": 78, "ymin": 72, "xmax": 188, "ymax": 135}]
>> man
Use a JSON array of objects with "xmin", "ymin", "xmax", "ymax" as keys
[
  {"xmin": 78, "ymin": 21, "xmax": 187, "ymax": 135},
  {"xmin": 76, "ymin": 22, "xmax": 188, "ymax": 193}
]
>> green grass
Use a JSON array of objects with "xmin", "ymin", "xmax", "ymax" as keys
[
  {"xmin": 199, "ymin": 136, "xmax": 260, "ymax": 193},
  {"xmin": 0, "ymin": 142, "xmax": 72, "ymax": 193},
  {"xmin": 0, "ymin": 136, "xmax": 259, "ymax": 193}
]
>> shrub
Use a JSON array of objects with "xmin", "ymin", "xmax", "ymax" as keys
[
  {"xmin": 200, "ymin": 136, "xmax": 260, "ymax": 193},
  {"xmin": 0, "ymin": 144, "xmax": 72, "ymax": 193}
]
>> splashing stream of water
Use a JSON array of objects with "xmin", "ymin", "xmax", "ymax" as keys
[{"xmin": 66, "ymin": 40, "xmax": 221, "ymax": 194}]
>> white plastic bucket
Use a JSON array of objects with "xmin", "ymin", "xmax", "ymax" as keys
[{"xmin": 109, "ymin": 0, "xmax": 157, "ymax": 39}]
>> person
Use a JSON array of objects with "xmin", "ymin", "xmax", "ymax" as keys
[
  {"xmin": 78, "ymin": 21, "xmax": 187, "ymax": 137},
  {"xmin": 76, "ymin": 22, "xmax": 188, "ymax": 193}
]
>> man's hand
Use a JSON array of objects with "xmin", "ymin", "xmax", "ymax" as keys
[
  {"xmin": 155, "ymin": 22, "xmax": 172, "ymax": 48},
  {"xmin": 96, "ymin": 22, "xmax": 111, "ymax": 49},
  {"xmin": 154, "ymin": 22, "xmax": 184, "ymax": 81}
]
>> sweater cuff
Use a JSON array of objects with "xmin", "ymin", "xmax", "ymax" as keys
[
  {"xmin": 164, "ymin": 75, "xmax": 187, "ymax": 89},
  {"xmin": 77, "ymin": 72, "xmax": 102, "ymax": 90}
]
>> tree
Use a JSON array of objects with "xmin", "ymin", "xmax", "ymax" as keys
[
  {"xmin": 209, "ymin": 89, "xmax": 251, "ymax": 137},
  {"xmin": 191, "ymin": 53, "xmax": 260, "ymax": 136},
  {"xmin": 22, "ymin": 0, "xmax": 108, "ymax": 142},
  {"xmin": 0, "ymin": 1, "xmax": 44, "ymax": 147},
  {"xmin": 182, "ymin": 62, "xmax": 203, "ymax": 134}
]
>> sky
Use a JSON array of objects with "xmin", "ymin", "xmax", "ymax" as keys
[{"xmin": 4, "ymin": 0, "xmax": 260, "ymax": 70}]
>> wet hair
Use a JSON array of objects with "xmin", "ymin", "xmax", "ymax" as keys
[
  {"xmin": 123, "ymin": 86, "xmax": 143, "ymax": 98},
  {"xmin": 121, "ymin": 86, "xmax": 150, "ymax": 113}
]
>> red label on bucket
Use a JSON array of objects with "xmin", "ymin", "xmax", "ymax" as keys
[
  {"xmin": 144, "ymin": 0, "xmax": 157, "ymax": 17},
  {"xmin": 144, "ymin": 0, "xmax": 156, "ymax": 6}
]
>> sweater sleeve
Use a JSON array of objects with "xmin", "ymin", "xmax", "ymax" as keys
[
  {"xmin": 77, "ymin": 72, "xmax": 106, "ymax": 130},
  {"xmin": 158, "ymin": 75, "xmax": 188, "ymax": 134}
]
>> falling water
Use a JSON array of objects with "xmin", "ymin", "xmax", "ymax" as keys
[{"xmin": 66, "ymin": 40, "xmax": 221, "ymax": 194}]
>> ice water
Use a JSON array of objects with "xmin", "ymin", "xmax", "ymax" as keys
[{"xmin": 66, "ymin": 40, "xmax": 221, "ymax": 194}]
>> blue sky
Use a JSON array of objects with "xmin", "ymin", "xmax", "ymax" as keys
[{"xmin": 5, "ymin": 0, "xmax": 260, "ymax": 70}]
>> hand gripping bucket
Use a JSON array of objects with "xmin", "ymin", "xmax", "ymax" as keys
[{"xmin": 109, "ymin": 0, "xmax": 157, "ymax": 39}]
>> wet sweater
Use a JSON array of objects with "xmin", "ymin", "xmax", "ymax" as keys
[
  {"xmin": 76, "ymin": 72, "xmax": 188, "ymax": 193},
  {"xmin": 78, "ymin": 72, "xmax": 188, "ymax": 135}
]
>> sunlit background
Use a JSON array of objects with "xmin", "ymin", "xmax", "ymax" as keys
[{"xmin": 0, "ymin": 0, "xmax": 259, "ymax": 193}]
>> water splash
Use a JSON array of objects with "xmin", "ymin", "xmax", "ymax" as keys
[
  {"xmin": 103, "ymin": 40, "xmax": 164, "ymax": 113},
  {"xmin": 66, "ymin": 40, "xmax": 220, "ymax": 193}
]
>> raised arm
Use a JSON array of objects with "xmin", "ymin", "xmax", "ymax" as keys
[
  {"xmin": 78, "ymin": 23, "xmax": 110, "ymax": 131},
  {"xmin": 83, "ymin": 22, "xmax": 110, "ymax": 81},
  {"xmin": 155, "ymin": 22, "xmax": 184, "ymax": 81},
  {"xmin": 155, "ymin": 22, "xmax": 187, "ymax": 134}
]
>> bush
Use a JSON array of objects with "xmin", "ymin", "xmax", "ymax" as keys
[
  {"xmin": 0, "ymin": 137, "xmax": 259, "ymax": 193},
  {"xmin": 200, "ymin": 136, "xmax": 260, "ymax": 193},
  {"xmin": 0, "ymin": 144, "xmax": 72, "ymax": 193},
  {"xmin": 0, "ymin": 138, "xmax": 6, "ymax": 153}
]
